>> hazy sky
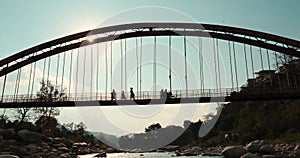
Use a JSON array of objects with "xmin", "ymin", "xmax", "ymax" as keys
[
  {"xmin": 0, "ymin": 1, "xmax": 299, "ymax": 58},
  {"xmin": 0, "ymin": 1, "xmax": 299, "ymax": 136}
]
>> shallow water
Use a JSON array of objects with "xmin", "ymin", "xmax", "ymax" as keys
[{"xmin": 78, "ymin": 152, "xmax": 223, "ymax": 158}]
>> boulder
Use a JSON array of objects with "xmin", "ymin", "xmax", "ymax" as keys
[
  {"xmin": 221, "ymin": 145, "xmax": 247, "ymax": 158},
  {"xmin": 76, "ymin": 148, "xmax": 92, "ymax": 155},
  {"xmin": 25, "ymin": 143, "xmax": 37, "ymax": 150},
  {"xmin": 181, "ymin": 151, "xmax": 197, "ymax": 156},
  {"xmin": 62, "ymin": 139, "xmax": 73, "ymax": 148},
  {"xmin": 0, "ymin": 155, "xmax": 19, "ymax": 158},
  {"xmin": 59, "ymin": 153, "xmax": 71, "ymax": 158},
  {"xmin": 106, "ymin": 148, "xmax": 116, "ymax": 153},
  {"xmin": 201, "ymin": 153, "xmax": 222, "ymax": 156},
  {"xmin": 17, "ymin": 129, "xmax": 42, "ymax": 144},
  {"xmin": 191, "ymin": 146, "xmax": 202, "ymax": 153},
  {"xmin": 57, "ymin": 147, "xmax": 69, "ymax": 153},
  {"xmin": 246, "ymin": 140, "xmax": 264, "ymax": 153},
  {"xmin": 53, "ymin": 137, "xmax": 63, "ymax": 144},
  {"xmin": 0, "ymin": 129, "xmax": 15, "ymax": 139},
  {"xmin": 23, "ymin": 144, "xmax": 38, "ymax": 155},
  {"xmin": 0, "ymin": 139, "xmax": 17, "ymax": 147},
  {"xmin": 45, "ymin": 137, "xmax": 54, "ymax": 143},
  {"xmin": 73, "ymin": 142, "xmax": 87, "ymax": 147},
  {"xmin": 294, "ymin": 144, "xmax": 300, "ymax": 150},
  {"xmin": 260, "ymin": 144, "xmax": 274, "ymax": 155},
  {"xmin": 94, "ymin": 152, "xmax": 107, "ymax": 157},
  {"xmin": 262, "ymin": 155, "xmax": 282, "ymax": 158},
  {"xmin": 52, "ymin": 142, "xmax": 66, "ymax": 148},
  {"xmin": 163, "ymin": 145, "xmax": 180, "ymax": 151},
  {"xmin": 295, "ymin": 149, "xmax": 300, "ymax": 157},
  {"xmin": 241, "ymin": 152, "xmax": 260, "ymax": 158}
]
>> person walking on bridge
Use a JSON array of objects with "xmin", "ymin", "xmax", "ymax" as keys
[
  {"xmin": 130, "ymin": 87, "xmax": 135, "ymax": 100},
  {"xmin": 121, "ymin": 90, "xmax": 126, "ymax": 100},
  {"xmin": 111, "ymin": 89, "xmax": 116, "ymax": 101}
]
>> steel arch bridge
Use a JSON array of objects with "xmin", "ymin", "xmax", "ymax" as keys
[{"xmin": 0, "ymin": 22, "xmax": 300, "ymax": 108}]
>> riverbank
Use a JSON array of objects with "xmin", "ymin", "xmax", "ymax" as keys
[
  {"xmin": 159, "ymin": 140, "xmax": 300, "ymax": 157},
  {"xmin": 0, "ymin": 128, "xmax": 109, "ymax": 158},
  {"xmin": 1, "ymin": 128, "xmax": 299, "ymax": 158}
]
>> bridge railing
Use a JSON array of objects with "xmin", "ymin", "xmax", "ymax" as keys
[
  {"xmin": 0, "ymin": 87, "xmax": 300, "ymax": 103},
  {"xmin": 0, "ymin": 88, "xmax": 238, "ymax": 103},
  {"xmin": 2, "ymin": 87, "xmax": 299, "ymax": 103}
]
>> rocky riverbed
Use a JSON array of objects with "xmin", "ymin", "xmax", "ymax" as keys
[
  {"xmin": 219, "ymin": 140, "xmax": 300, "ymax": 158},
  {"xmin": 1, "ymin": 128, "xmax": 300, "ymax": 158},
  {"xmin": 0, "ymin": 128, "xmax": 110, "ymax": 158},
  {"xmin": 173, "ymin": 140, "xmax": 300, "ymax": 158},
  {"xmin": 151, "ymin": 140, "xmax": 300, "ymax": 158}
]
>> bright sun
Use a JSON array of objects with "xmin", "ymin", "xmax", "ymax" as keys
[{"xmin": 87, "ymin": 36, "xmax": 96, "ymax": 43}]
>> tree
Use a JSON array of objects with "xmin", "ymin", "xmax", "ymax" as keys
[
  {"xmin": 35, "ymin": 116, "xmax": 58, "ymax": 136},
  {"xmin": 15, "ymin": 107, "xmax": 32, "ymax": 123},
  {"xmin": 34, "ymin": 79, "xmax": 66, "ymax": 119},
  {"xmin": 145, "ymin": 123, "xmax": 162, "ymax": 132},
  {"xmin": 74, "ymin": 122, "xmax": 87, "ymax": 135},
  {"xmin": 0, "ymin": 116, "xmax": 7, "ymax": 128},
  {"xmin": 37, "ymin": 79, "xmax": 66, "ymax": 102},
  {"xmin": 63, "ymin": 122, "xmax": 86, "ymax": 132},
  {"xmin": 13, "ymin": 79, "xmax": 66, "ymax": 124},
  {"xmin": 34, "ymin": 79, "xmax": 66, "ymax": 135},
  {"xmin": 276, "ymin": 54, "xmax": 294, "ymax": 66},
  {"xmin": 63, "ymin": 122, "xmax": 75, "ymax": 131}
]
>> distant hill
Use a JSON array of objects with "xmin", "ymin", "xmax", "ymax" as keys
[{"xmin": 90, "ymin": 131, "xmax": 120, "ymax": 148}]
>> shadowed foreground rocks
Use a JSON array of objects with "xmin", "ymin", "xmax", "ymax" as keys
[
  {"xmin": 0, "ymin": 128, "xmax": 108, "ymax": 158},
  {"xmin": 220, "ymin": 140, "xmax": 300, "ymax": 158},
  {"xmin": 1, "ymin": 129, "xmax": 300, "ymax": 158}
]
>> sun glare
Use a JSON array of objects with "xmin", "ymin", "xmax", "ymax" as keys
[{"xmin": 87, "ymin": 35, "xmax": 96, "ymax": 43}]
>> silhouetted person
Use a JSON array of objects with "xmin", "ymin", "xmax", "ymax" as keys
[
  {"xmin": 121, "ymin": 90, "xmax": 126, "ymax": 100},
  {"xmin": 111, "ymin": 89, "xmax": 116, "ymax": 101},
  {"xmin": 163, "ymin": 89, "xmax": 168, "ymax": 99},
  {"xmin": 130, "ymin": 87, "xmax": 135, "ymax": 100},
  {"xmin": 160, "ymin": 89, "xmax": 164, "ymax": 99},
  {"xmin": 167, "ymin": 91, "xmax": 173, "ymax": 99}
]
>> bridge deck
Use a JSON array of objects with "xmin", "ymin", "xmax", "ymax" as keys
[{"xmin": 1, "ymin": 91, "xmax": 300, "ymax": 108}]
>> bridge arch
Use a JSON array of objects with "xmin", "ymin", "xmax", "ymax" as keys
[{"xmin": 0, "ymin": 22, "xmax": 299, "ymax": 77}]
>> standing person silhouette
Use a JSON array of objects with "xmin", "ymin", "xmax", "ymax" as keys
[
  {"xmin": 163, "ymin": 89, "xmax": 168, "ymax": 99},
  {"xmin": 121, "ymin": 90, "xmax": 126, "ymax": 100},
  {"xmin": 160, "ymin": 89, "xmax": 164, "ymax": 99},
  {"xmin": 130, "ymin": 87, "xmax": 135, "ymax": 100},
  {"xmin": 111, "ymin": 89, "xmax": 116, "ymax": 101}
]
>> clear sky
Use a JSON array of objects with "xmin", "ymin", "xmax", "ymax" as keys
[
  {"xmin": 0, "ymin": 0, "xmax": 299, "ymax": 58},
  {"xmin": 0, "ymin": 1, "xmax": 299, "ymax": 136}
]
